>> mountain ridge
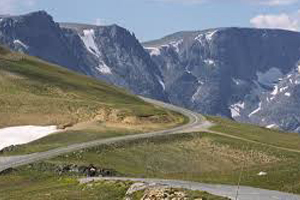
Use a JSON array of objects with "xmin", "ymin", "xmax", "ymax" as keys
[
  {"xmin": 2, "ymin": 11, "xmax": 300, "ymax": 132},
  {"xmin": 0, "ymin": 11, "xmax": 168, "ymax": 101},
  {"xmin": 143, "ymin": 27, "xmax": 300, "ymax": 47}
]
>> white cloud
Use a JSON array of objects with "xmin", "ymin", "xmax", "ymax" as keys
[
  {"xmin": 261, "ymin": 0, "xmax": 298, "ymax": 6},
  {"xmin": 149, "ymin": 0, "xmax": 206, "ymax": 4},
  {"xmin": 250, "ymin": 11, "xmax": 300, "ymax": 31},
  {"xmin": 0, "ymin": 0, "xmax": 37, "ymax": 14},
  {"xmin": 149, "ymin": 0, "xmax": 298, "ymax": 5}
]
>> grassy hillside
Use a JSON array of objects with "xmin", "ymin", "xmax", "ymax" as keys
[
  {"xmin": 0, "ymin": 46, "xmax": 186, "ymax": 153},
  {"xmin": 41, "ymin": 127, "xmax": 300, "ymax": 194},
  {"xmin": 208, "ymin": 116, "xmax": 300, "ymax": 151}
]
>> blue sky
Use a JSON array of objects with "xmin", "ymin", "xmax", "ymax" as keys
[{"xmin": 0, "ymin": 0, "xmax": 299, "ymax": 41}]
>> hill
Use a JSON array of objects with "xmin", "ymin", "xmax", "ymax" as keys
[
  {"xmin": 34, "ymin": 117, "xmax": 300, "ymax": 195},
  {"xmin": 0, "ymin": 46, "xmax": 185, "ymax": 153}
]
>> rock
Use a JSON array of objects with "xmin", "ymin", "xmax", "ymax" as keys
[
  {"xmin": 257, "ymin": 171, "xmax": 267, "ymax": 176},
  {"xmin": 142, "ymin": 188, "xmax": 188, "ymax": 200},
  {"xmin": 126, "ymin": 182, "xmax": 157, "ymax": 196},
  {"xmin": 0, "ymin": 167, "xmax": 17, "ymax": 175},
  {"xmin": 54, "ymin": 163, "xmax": 117, "ymax": 177},
  {"xmin": 0, "ymin": 145, "xmax": 18, "ymax": 153}
]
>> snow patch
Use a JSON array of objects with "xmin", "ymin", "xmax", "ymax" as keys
[
  {"xmin": 80, "ymin": 29, "xmax": 100, "ymax": 57},
  {"xmin": 266, "ymin": 124, "xmax": 277, "ymax": 129},
  {"xmin": 271, "ymin": 85, "xmax": 279, "ymax": 96},
  {"xmin": 279, "ymin": 86, "xmax": 288, "ymax": 92},
  {"xmin": 0, "ymin": 125, "xmax": 61, "ymax": 150},
  {"xmin": 195, "ymin": 34, "xmax": 203, "ymax": 43},
  {"xmin": 230, "ymin": 102, "xmax": 245, "ymax": 118},
  {"xmin": 145, "ymin": 39, "xmax": 182, "ymax": 56},
  {"xmin": 232, "ymin": 78, "xmax": 243, "ymax": 86},
  {"xmin": 185, "ymin": 66, "xmax": 192, "ymax": 74},
  {"xmin": 156, "ymin": 76, "xmax": 166, "ymax": 90},
  {"xmin": 96, "ymin": 61, "xmax": 112, "ymax": 74},
  {"xmin": 195, "ymin": 30, "xmax": 218, "ymax": 43},
  {"xmin": 249, "ymin": 102, "xmax": 262, "ymax": 117},
  {"xmin": 205, "ymin": 30, "xmax": 218, "ymax": 41},
  {"xmin": 204, "ymin": 59, "xmax": 215, "ymax": 65},
  {"xmin": 191, "ymin": 86, "xmax": 202, "ymax": 103},
  {"xmin": 285, "ymin": 92, "xmax": 291, "ymax": 97},
  {"xmin": 169, "ymin": 39, "xmax": 183, "ymax": 53},
  {"xmin": 145, "ymin": 47, "xmax": 161, "ymax": 56},
  {"xmin": 13, "ymin": 39, "xmax": 28, "ymax": 50},
  {"xmin": 198, "ymin": 79, "xmax": 204, "ymax": 85}
]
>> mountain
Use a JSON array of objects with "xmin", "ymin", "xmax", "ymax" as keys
[
  {"xmin": 0, "ymin": 11, "xmax": 167, "ymax": 101},
  {"xmin": 144, "ymin": 28, "xmax": 300, "ymax": 132},
  {"xmin": 2, "ymin": 11, "xmax": 300, "ymax": 133}
]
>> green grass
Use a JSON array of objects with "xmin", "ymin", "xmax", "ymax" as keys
[
  {"xmin": 0, "ymin": 51, "xmax": 183, "ymax": 127},
  {"xmin": 43, "ymin": 132, "xmax": 300, "ymax": 194},
  {"xmin": 0, "ymin": 166, "xmax": 227, "ymax": 200},
  {"xmin": 0, "ymin": 47, "xmax": 186, "ymax": 154},
  {"xmin": 0, "ymin": 169, "xmax": 131, "ymax": 200},
  {"xmin": 208, "ymin": 116, "xmax": 300, "ymax": 151}
]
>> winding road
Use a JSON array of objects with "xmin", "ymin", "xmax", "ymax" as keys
[
  {"xmin": 0, "ymin": 97, "xmax": 206, "ymax": 172},
  {"xmin": 1, "ymin": 97, "xmax": 300, "ymax": 200}
]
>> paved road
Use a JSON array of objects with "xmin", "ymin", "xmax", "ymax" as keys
[
  {"xmin": 80, "ymin": 177, "xmax": 300, "ymax": 200},
  {"xmin": 1, "ymin": 97, "xmax": 300, "ymax": 200},
  {"xmin": 0, "ymin": 97, "xmax": 206, "ymax": 172}
]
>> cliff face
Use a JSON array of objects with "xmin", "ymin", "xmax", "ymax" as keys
[
  {"xmin": 144, "ymin": 28, "xmax": 300, "ymax": 132},
  {"xmin": 0, "ymin": 11, "xmax": 167, "ymax": 101}
]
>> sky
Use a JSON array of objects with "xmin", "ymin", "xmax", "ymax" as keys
[{"xmin": 0, "ymin": 0, "xmax": 299, "ymax": 41}]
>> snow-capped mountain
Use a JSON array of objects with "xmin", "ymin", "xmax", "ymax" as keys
[
  {"xmin": 2, "ymin": 11, "xmax": 300, "ymax": 133},
  {"xmin": 0, "ymin": 11, "xmax": 167, "ymax": 101},
  {"xmin": 144, "ymin": 28, "xmax": 300, "ymax": 132}
]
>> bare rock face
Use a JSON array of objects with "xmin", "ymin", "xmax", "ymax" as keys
[
  {"xmin": 0, "ymin": 11, "xmax": 167, "ymax": 101},
  {"xmin": 144, "ymin": 28, "xmax": 300, "ymax": 133}
]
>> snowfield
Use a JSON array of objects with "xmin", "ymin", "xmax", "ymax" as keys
[{"xmin": 0, "ymin": 125, "xmax": 61, "ymax": 150}]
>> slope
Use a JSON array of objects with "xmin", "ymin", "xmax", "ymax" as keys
[{"xmin": 0, "ymin": 46, "xmax": 185, "ymax": 153}]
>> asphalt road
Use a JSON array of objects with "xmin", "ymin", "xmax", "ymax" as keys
[
  {"xmin": 80, "ymin": 177, "xmax": 300, "ymax": 200},
  {"xmin": 0, "ymin": 97, "xmax": 205, "ymax": 172}
]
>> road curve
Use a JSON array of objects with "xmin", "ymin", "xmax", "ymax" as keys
[
  {"xmin": 80, "ymin": 177, "xmax": 300, "ymax": 200},
  {"xmin": 0, "ymin": 97, "xmax": 205, "ymax": 172},
  {"xmin": 1, "ymin": 97, "xmax": 300, "ymax": 200}
]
